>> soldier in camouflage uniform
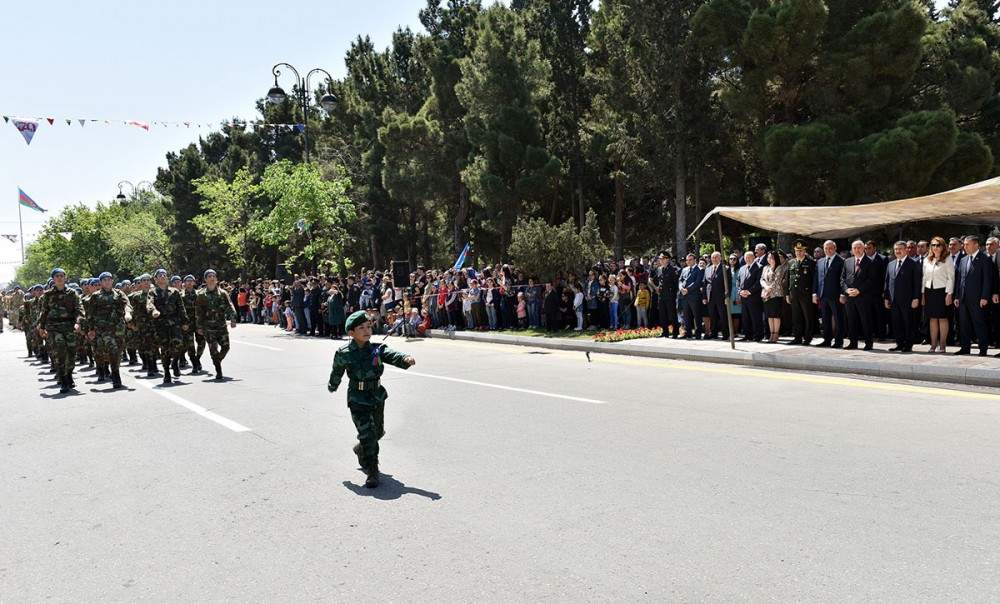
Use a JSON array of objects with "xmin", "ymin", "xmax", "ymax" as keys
[
  {"xmin": 86, "ymin": 272, "xmax": 133, "ymax": 389},
  {"xmin": 195, "ymin": 269, "xmax": 237, "ymax": 381},
  {"xmin": 20, "ymin": 287, "xmax": 38, "ymax": 356},
  {"xmin": 328, "ymin": 310, "xmax": 416, "ymax": 488},
  {"xmin": 129, "ymin": 274, "xmax": 158, "ymax": 377},
  {"xmin": 120, "ymin": 279, "xmax": 140, "ymax": 365},
  {"xmin": 180, "ymin": 274, "xmax": 203, "ymax": 373},
  {"xmin": 147, "ymin": 269, "xmax": 189, "ymax": 384},
  {"xmin": 37, "ymin": 268, "xmax": 85, "ymax": 394},
  {"xmin": 77, "ymin": 279, "xmax": 97, "ymax": 369}
]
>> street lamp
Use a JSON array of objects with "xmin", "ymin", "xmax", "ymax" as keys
[
  {"xmin": 267, "ymin": 62, "xmax": 337, "ymax": 163},
  {"xmin": 116, "ymin": 180, "xmax": 154, "ymax": 202}
]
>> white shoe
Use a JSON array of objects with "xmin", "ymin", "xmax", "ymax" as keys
[{"xmin": 574, "ymin": 327, "xmax": 583, "ymax": 331}]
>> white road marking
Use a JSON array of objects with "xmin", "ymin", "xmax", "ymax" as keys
[
  {"xmin": 134, "ymin": 380, "xmax": 252, "ymax": 432},
  {"xmin": 403, "ymin": 371, "xmax": 607, "ymax": 404},
  {"xmin": 230, "ymin": 340, "xmax": 284, "ymax": 351}
]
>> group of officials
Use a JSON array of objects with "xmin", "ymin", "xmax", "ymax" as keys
[
  {"xmin": 646, "ymin": 234, "xmax": 1000, "ymax": 356},
  {"xmin": 4, "ymin": 267, "xmax": 237, "ymax": 394}
]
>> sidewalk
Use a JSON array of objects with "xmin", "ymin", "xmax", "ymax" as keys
[{"xmin": 427, "ymin": 329, "xmax": 1000, "ymax": 388}]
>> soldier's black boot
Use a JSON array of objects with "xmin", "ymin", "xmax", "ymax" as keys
[
  {"xmin": 96, "ymin": 365, "xmax": 107, "ymax": 383},
  {"xmin": 162, "ymin": 357, "xmax": 172, "ymax": 384},
  {"xmin": 214, "ymin": 361, "xmax": 224, "ymax": 381},
  {"xmin": 111, "ymin": 368, "xmax": 124, "ymax": 390},
  {"xmin": 68, "ymin": 372, "xmax": 76, "ymax": 389},
  {"xmin": 364, "ymin": 460, "xmax": 380, "ymax": 488},
  {"xmin": 128, "ymin": 349, "xmax": 138, "ymax": 365},
  {"xmin": 88, "ymin": 353, "xmax": 94, "ymax": 369},
  {"xmin": 59, "ymin": 374, "xmax": 71, "ymax": 394},
  {"xmin": 172, "ymin": 358, "xmax": 180, "ymax": 378},
  {"xmin": 146, "ymin": 355, "xmax": 157, "ymax": 377}
]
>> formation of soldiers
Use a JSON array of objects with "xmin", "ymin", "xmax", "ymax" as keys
[{"xmin": 5, "ymin": 267, "xmax": 237, "ymax": 394}]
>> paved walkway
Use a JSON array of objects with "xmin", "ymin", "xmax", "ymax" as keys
[{"xmin": 427, "ymin": 329, "xmax": 1000, "ymax": 388}]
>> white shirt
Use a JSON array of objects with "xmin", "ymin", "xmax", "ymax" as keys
[{"xmin": 922, "ymin": 256, "xmax": 955, "ymax": 294}]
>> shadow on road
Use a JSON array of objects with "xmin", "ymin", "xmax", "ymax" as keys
[{"xmin": 342, "ymin": 474, "xmax": 441, "ymax": 501}]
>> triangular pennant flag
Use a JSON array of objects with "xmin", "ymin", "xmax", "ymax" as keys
[
  {"xmin": 46, "ymin": 118, "xmax": 54, "ymax": 125},
  {"xmin": 2, "ymin": 234, "xmax": 18, "ymax": 244},
  {"xmin": 78, "ymin": 119, "xmax": 85, "ymax": 127},
  {"xmin": 59, "ymin": 232, "xmax": 73, "ymax": 241},
  {"xmin": 104, "ymin": 120, "xmax": 111, "ymax": 125},
  {"xmin": 127, "ymin": 120, "xmax": 149, "ymax": 131},
  {"xmin": 11, "ymin": 118, "xmax": 39, "ymax": 145},
  {"xmin": 297, "ymin": 124, "xmax": 304, "ymax": 132},
  {"xmin": 65, "ymin": 119, "xmax": 71, "ymax": 126},
  {"xmin": 2, "ymin": 116, "xmax": 8, "ymax": 123},
  {"xmin": 183, "ymin": 122, "xmax": 190, "ymax": 128}
]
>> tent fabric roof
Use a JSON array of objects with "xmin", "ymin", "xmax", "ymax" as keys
[{"xmin": 691, "ymin": 177, "xmax": 1000, "ymax": 240}]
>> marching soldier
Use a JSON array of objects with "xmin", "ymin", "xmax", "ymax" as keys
[
  {"xmin": 86, "ymin": 272, "xmax": 133, "ymax": 389},
  {"xmin": 37, "ymin": 268, "xmax": 85, "ymax": 394},
  {"xmin": 129, "ymin": 274, "xmax": 158, "ymax": 377},
  {"xmin": 21, "ymin": 286, "xmax": 40, "ymax": 357},
  {"xmin": 120, "ymin": 279, "xmax": 140, "ymax": 365},
  {"xmin": 147, "ymin": 269, "xmax": 189, "ymax": 384},
  {"xmin": 786, "ymin": 240, "xmax": 816, "ymax": 345},
  {"xmin": 181, "ymin": 275, "xmax": 203, "ymax": 373},
  {"xmin": 195, "ymin": 269, "xmax": 237, "ymax": 381}
]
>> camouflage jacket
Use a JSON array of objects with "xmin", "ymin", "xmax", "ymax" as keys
[
  {"xmin": 38, "ymin": 286, "xmax": 84, "ymax": 329},
  {"xmin": 182, "ymin": 289, "xmax": 199, "ymax": 331},
  {"xmin": 129, "ymin": 290, "xmax": 151, "ymax": 328},
  {"xmin": 87, "ymin": 288, "xmax": 133, "ymax": 333},
  {"xmin": 327, "ymin": 340, "xmax": 411, "ymax": 406},
  {"xmin": 194, "ymin": 287, "xmax": 236, "ymax": 331},
  {"xmin": 21, "ymin": 296, "xmax": 34, "ymax": 330},
  {"xmin": 146, "ymin": 286, "xmax": 188, "ymax": 327}
]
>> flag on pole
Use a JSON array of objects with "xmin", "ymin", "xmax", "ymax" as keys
[
  {"xmin": 296, "ymin": 219, "xmax": 310, "ymax": 235},
  {"xmin": 18, "ymin": 188, "xmax": 46, "ymax": 213},
  {"xmin": 453, "ymin": 243, "xmax": 470, "ymax": 271},
  {"xmin": 2, "ymin": 234, "xmax": 17, "ymax": 244}
]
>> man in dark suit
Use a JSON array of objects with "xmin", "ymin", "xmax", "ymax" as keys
[
  {"xmin": 947, "ymin": 237, "xmax": 967, "ymax": 346},
  {"xmin": 986, "ymin": 237, "xmax": 1000, "ymax": 349},
  {"xmin": 543, "ymin": 282, "xmax": 561, "ymax": 333},
  {"xmin": 678, "ymin": 253, "xmax": 704, "ymax": 339},
  {"xmin": 702, "ymin": 251, "xmax": 730, "ymax": 339},
  {"xmin": 737, "ymin": 251, "xmax": 765, "ymax": 341},
  {"xmin": 865, "ymin": 240, "xmax": 889, "ymax": 341},
  {"xmin": 840, "ymin": 240, "xmax": 877, "ymax": 350},
  {"xmin": 813, "ymin": 240, "xmax": 845, "ymax": 348},
  {"xmin": 954, "ymin": 235, "xmax": 993, "ymax": 356},
  {"xmin": 883, "ymin": 241, "xmax": 922, "ymax": 352}
]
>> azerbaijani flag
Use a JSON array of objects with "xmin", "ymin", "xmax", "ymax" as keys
[
  {"xmin": 453, "ymin": 243, "xmax": 470, "ymax": 271},
  {"xmin": 18, "ymin": 188, "xmax": 46, "ymax": 213}
]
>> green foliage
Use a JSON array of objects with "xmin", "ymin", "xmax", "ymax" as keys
[
  {"xmin": 192, "ymin": 167, "xmax": 262, "ymax": 274},
  {"xmin": 508, "ymin": 208, "xmax": 609, "ymax": 281}
]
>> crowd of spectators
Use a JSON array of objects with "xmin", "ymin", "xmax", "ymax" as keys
[{"xmin": 218, "ymin": 232, "xmax": 1000, "ymax": 357}]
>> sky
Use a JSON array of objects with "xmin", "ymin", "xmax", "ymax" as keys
[
  {"xmin": 0, "ymin": 0, "xmax": 460, "ymax": 285},
  {"xmin": 0, "ymin": 0, "xmax": 952, "ymax": 286}
]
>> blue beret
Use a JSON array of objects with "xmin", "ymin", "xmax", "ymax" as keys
[
  {"xmin": 31, "ymin": 284, "xmax": 43, "ymax": 292},
  {"xmin": 99, "ymin": 272, "xmax": 113, "ymax": 280},
  {"xmin": 154, "ymin": 269, "xmax": 168, "ymax": 277},
  {"xmin": 50, "ymin": 267, "xmax": 66, "ymax": 277},
  {"xmin": 46, "ymin": 278, "xmax": 54, "ymax": 286},
  {"xmin": 138, "ymin": 274, "xmax": 151, "ymax": 280},
  {"xmin": 184, "ymin": 274, "xmax": 196, "ymax": 282},
  {"xmin": 121, "ymin": 279, "xmax": 132, "ymax": 285},
  {"xmin": 170, "ymin": 275, "xmax": 181, "ymax": 283},
  {"xmin": 114, "ymin": 282, "xmax": 122, "ymax": 288},
  {"xmin": 73, "ymin": 287, "xmax": 82, "ymax": 293},
  {"xmin": 89, "ymin": 278, "xmax": 100, "ymax": 286},
  {"xmin": 204, "ymin": 269, "xmax": 217, "ymax": 278},
  {"xmin": 345, "ymin": 310, "xmax": 370, "ymax": 332}
]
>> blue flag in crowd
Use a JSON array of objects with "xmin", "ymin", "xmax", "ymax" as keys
[{"xmin": 453, "ymin": 243, "xmax": 470, "ymax": 271}]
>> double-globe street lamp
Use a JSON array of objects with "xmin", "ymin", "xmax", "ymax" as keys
[
  {"xmin": 266, "ymin": 62, "xmax": 337, "ymax": 164},
  {"xmin": 115, "ymin": 180, "xmax": 154, "ymax": 202}
]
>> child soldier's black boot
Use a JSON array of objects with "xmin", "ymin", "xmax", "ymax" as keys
[{"xmin": 364, "ymin": 460, "xmax": 380, "ymax": 488}]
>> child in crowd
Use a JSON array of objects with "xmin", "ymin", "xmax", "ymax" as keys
[
  {"xmin": 572, "ymin": 283, "xmax": 584, "ymax": 331},
  {"xmin": 516, "ymin": 292, "xmax": 527, "ymax": 329},
  {"xmin": 635, "ymin": 282, "xmax": 650, "ymax": 328},
  {"xmin": 328, "ymin": 311, "xmax": 415, "ymax": 488},
  {"xmin": 283, "ymin": 301, "xmax": 294, "ymax": 331},
  {"xmin": 418, "ymin": 309, "xmax": 432, "ymax": 335}
]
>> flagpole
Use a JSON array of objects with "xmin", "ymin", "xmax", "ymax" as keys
[{"xmin": 17, "ymin": 189, "xmax": 25, "ymax": 264}]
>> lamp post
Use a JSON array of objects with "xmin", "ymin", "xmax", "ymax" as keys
[
  {"xmin": 116, "ymin": 180, "xmax": 154, "ymax": 202},
  {"xmin": 266, "ymin": 62, "xmax": 337, "ymax": 164}
]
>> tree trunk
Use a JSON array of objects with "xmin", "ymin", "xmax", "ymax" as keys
[
  {"xmin": 578, "ymin": 182, "xmax": 585, "ymax": 230},
  {"xmin": 421, "ymin": 212, "xmax": 431, "ymax": 267},
  {"xmin": 370, "ymin": 233, "xmax": 380, "ymax": 272},
  {"xmin": 694, "ymin": 167, "xmax": 702, "ymax": 254},
  {"xmin": 501, "ymin": 225, "xmax": 512, "ymax": 265},
  {"xmin": 549, "ymin": 186, "xmax": 560, "ymax": 225},
  {"xmin": 454, "ymin": 182, "xmax": 470, "ymax": 255},
  {"xmin": 614, "ymin": 159, "xmax": 625, "ymax": 261},
  {"xmin": 674, "ymin": 154, "xmax": 687, "ymax": 258}
]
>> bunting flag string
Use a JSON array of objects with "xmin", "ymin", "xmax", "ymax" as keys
[{"xmin": 2, "ymin": 113, "xmax": 308, "ymax": 145}]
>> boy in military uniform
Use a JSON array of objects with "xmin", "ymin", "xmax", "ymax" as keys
[
  {"xmin": 37, "ymin": 268, "xmax": 85, "ymax": 394},
  {"xmin": 195, "ymin": 269, "xmax": 238, "ymax": 380},
  {"xmin": 147, "ymin": 268, "xmax": 189, "ymax": 384},
  {"xmin": 328, "ymin": 310, "xmax": 416, "ymax": 488},
  {"xmin": 87, "ymin": 272, "xmax": 133, "ymax": 389}
]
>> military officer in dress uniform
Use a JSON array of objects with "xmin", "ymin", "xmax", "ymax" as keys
[
  {"xmin": 650, "ymin": 251, "xmax": 680, "ymax": 338},
  {"xmin": 785, "ymin": 240, "xmax": 816, "ymax": 345}
]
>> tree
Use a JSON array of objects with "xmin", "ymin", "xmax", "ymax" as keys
[
  {"xmin": 508, "ymin": 208, "xmax": 609, "ymax": 280},
  {"xmin": 192, "ymin": 167, "xmax": 262, "ymax": 278},
  {"xmin": 457, "ymin": 5, "xmax": 563, "ymax": 261}
]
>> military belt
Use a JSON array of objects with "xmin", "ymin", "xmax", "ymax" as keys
[{"xmin": 350, "ymin": 378, "xmax": 381, "ymax": 391}]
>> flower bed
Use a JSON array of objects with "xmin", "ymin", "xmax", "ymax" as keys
[{"xmin": 593, "ymin": 326, "xmax": 664, "ymax": 342}]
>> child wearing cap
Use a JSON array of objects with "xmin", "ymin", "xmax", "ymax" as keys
[{"xmin": 328, "ymin": 310, "xmax": 415, "ymax": 488}]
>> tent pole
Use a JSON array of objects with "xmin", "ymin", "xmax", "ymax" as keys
[{"xmin": 717, "ymin": 213, "xmax": 735, "ymax": 350}]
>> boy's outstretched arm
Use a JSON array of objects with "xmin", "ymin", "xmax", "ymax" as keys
[{"xmin": 328, "ymin": 352, "xmax": 348, "ymax": 392}]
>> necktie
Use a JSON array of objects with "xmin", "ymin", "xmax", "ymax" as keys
[
  {"xmin": 855, "ymin": 258, "xmax": 860, "ymax": 272},
  {"xmin": 895, "ymin": 260, "xmax": 901, "ymax": 276}
]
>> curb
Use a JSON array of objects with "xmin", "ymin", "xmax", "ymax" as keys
[{"xmin": 426, "ymin": 330, "xmax": 1000, "ymax": 389}]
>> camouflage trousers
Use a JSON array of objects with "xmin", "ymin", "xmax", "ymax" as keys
[
  {"xmin": 349, "ymin": 401, "xmax": 386, "ymax": 465},
  {"xmin": 93, "ymin": 328, "xmax": 126, "ymax": 368},
  {"xmin": 203, "ymin": 328, "xmax": 230, "ymax": 363},
  {"xmin": 153, "ymin": 323, "xmax": 185, "ymax": 359},
  {"xmin": 139, "ymin": 325, "xmax": 158, "ymax": 357},
  {"xmin": 46, "ymin": 327, "xmax": 78, "ymax": 374},
  {"xmin": 125, "ymin": 324, "xmax": 141, "ymax": 351}
]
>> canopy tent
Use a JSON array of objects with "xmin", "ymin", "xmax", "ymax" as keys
[
  {"xmin": 687, "ymin": 176, "xmax": 1000, "ymax": 350},
  {"xmin": 689, "ymin": 176, "xmax": 1000, "ymax": 240}
]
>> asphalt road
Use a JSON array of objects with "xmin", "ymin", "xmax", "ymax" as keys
[{"xmin": 2, "ymin": 324, "xmax": 999, "ymax": 602}]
